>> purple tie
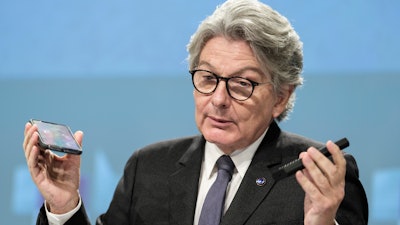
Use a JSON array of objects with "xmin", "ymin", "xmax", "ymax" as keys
[{"xmin": 198, "ymin": 155, "xmax": 235, "ymax": 225}]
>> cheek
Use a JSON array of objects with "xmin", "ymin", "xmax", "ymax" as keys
[
  {"xmin": 194, "ymin": 93, "xmax": 203, "ymax": 112},
  {"xmin": 241, "ymin": 109, "xmax": 268, "ymax": 127},
  {"xmin": 194, "ymin": 95, "xmax": 207, "ymax": 124},
  {"xmin": 243, "ymin": 98, "xmax": 276, "ymax": 124}
]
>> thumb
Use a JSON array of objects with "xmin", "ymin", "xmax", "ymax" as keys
[{"xmin": 74, "ymin": 130, "xmax": 84, "ymax": 147}]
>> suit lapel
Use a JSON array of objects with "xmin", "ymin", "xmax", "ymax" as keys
[
  {"xmin": 221, "ymin": 122, "xmax": 283, "ymax": 225},
  {"xmin": 168, "ymin": 136, "xmax": 205, "ymax": 225},
  {"xmin": 167, "ymin": 121, "xmax": 283, "ymax": 225}
]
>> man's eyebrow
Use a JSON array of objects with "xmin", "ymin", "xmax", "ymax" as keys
[
  {"xmin": 197, "ymin": 61, "xmax": 265, "ymax": 77},
  {"xmin": 196, "ymin": 61, "xmax": 214, "ymax": 70}
]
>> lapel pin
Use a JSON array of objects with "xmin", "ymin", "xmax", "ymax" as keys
[{"xmin": 256, "ymin": 177, "xmax": 267, "ymax": 186}]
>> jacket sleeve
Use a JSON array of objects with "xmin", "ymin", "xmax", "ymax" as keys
[
  {"xmin": 95, "ymin": 150, "xmax": 140, "ymax": 225},
  {"xmin": 336, "ymin": 154, "xmax": 369, "ymax": 225}
]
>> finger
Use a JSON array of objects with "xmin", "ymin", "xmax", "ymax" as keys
[
  {"xmin": 300, "ymin": 163, "xmax": 315, "ymax": 183},
  {"xmin": 302, "ymin": 149, "xmax": 330, "ymax": 190},
  {"xmin": 326, "ymin": 140, "xmax": 346, "ymax": 180},
  {"xmin": 43, "ymin": 149, "xmax": 55, "ymax": 168},
  {"xmin": 23, "ymin": 123, "xmax": 36, "ymax": 154},
  {"xmin": 23, "ymin": 122, "xmax": 31, "ymax": 137},
  {"xmin": 298, "ymin": 151, "xmax": 314, "ymax": 182},
  {"xmin": 27, "ymin": 144, "xmax": 42, "ymax": 177},
  {"xmin": 295, "ymin": 169, "xmax": 321, "ymax": 198},
  {"xmin": 296, "ymin": 155, "xmax": 332, "ymax": 202},
  {"xmin": 307, "ymin": 146, "xmax": 340, "ymax": 179},
  {"xmin": 303, "ymin": 144, "xmax": 345, "ymax": 195},
  {"xmin": 24, "ymin": 126, "xmax": 39, "ymax": 161},
  {"xmin": 73, "ymin": 130, "xmax": 84, "ymax": 147}
]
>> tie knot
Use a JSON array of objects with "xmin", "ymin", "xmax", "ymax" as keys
[{"xmin": 216, "ymin": 155, "xmax": 235, "ymax": 177}]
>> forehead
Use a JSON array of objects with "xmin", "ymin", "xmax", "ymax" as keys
[{"xmin": 198, "ymin": 37, "xmax": 266, "ymax": 78}]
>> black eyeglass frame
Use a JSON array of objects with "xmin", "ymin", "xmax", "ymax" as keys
[{"xmin": 189, "ymin": 69, "xmax": 270, "ymax": 101}]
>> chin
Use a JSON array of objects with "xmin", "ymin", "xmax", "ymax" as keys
[{"xmin": 203, "ymin": 129, "xmax": 237, "ymax": 146}]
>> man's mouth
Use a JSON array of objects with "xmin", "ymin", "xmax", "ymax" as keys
[{"xmin": 208, "ymin": 115, "xmax": 233, "ymax": 127}]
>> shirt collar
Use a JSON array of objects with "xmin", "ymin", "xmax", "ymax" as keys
[{"xmin": 203, "ymin": 128, "xmax": 268, "ymax": 179}]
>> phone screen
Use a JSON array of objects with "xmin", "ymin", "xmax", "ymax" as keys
[{"xmin": 30, "ymin": 119, "xmax": 82, "ymax": 155}]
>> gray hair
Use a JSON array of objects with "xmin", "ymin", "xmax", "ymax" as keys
[{"xmin": 187, "ymin": 0, "xmax": 303, "ymax": 121}]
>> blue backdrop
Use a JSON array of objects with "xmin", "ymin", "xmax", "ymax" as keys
[{"xmin": 1, "ymin": 1, "xmax": 399, "ymax": 224}]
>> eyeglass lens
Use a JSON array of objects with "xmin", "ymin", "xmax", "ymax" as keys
[{"xmin": 192, "ymin": 70, "xmax": 254, "ymax": 101}]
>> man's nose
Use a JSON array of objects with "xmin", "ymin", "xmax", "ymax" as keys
[{"xmin": 211, "ymin": 79, "xmax": 231, "ymax": 107}]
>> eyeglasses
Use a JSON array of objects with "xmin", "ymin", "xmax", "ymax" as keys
[{"xmin": 189, "ymin": 69, "xmax": 270, "ymax": 101}]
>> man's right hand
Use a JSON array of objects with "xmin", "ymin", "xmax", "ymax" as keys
[{"xmin": 23, "ymin": 122, "xmax": 83, "ymax": 214}]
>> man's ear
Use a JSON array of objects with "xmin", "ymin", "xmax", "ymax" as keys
[{"xmin": 272, "ymin": 85, "xmax": 294, "ymax": 118}]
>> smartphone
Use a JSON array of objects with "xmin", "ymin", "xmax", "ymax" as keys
[{"xmin": 30, "ymin": 119, "xmax": 82, "ymax": 155}]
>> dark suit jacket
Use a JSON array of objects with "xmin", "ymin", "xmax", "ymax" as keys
[{"xmin": 36, "ymin": 121, "xmax": 368, "ymax": 225}]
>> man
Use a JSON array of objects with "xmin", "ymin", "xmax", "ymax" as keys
[{"xmin": 23, "ymin": 0, "xmax": 368, "ymax": 224}]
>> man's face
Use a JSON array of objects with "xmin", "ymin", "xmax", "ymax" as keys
[{"xmin": 194, "ymin": 36, "xmax": 290, "ymax": 153}]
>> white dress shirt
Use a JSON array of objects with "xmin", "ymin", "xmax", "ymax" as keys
[
  {"xmin": 193, "ymin": 129, "xmax": 267, "ymax": 225},
  {"xmin": 45, "ymin": 194, "xmax": 82, "ymax": 225}
]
